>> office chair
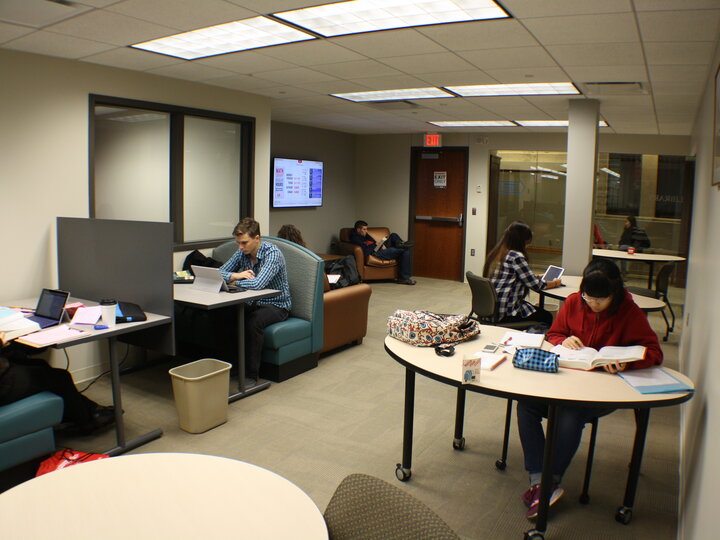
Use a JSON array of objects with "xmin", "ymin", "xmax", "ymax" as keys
[
  {"xmin": 324, "ymin": 473, "xmax": 459, "ymax": 540},
  {"xmin": 626, "ymin": 263, "xmax": 676, "ymax": 341}
]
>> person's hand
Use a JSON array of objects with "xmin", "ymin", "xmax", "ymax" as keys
[
  {"xmin": 231, "ymin": 270, "xmax": 254, "ymax": 281},
  {"xmin": 562, "ymin": 336, "xmax": 584, "ymax": 350},
  {"xmin": 545, "ymin": 278, "xmax": 561, "ymax": 289},
  {"xmin": 604, "ymin": 361, "xmax": 627, "ymax": 374}
]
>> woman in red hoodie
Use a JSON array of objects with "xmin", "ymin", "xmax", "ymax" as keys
[{"xmin": 518, "ymin": 258, "xmax": 663, "ymax": 519}]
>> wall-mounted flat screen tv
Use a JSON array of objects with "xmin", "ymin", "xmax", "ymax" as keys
[{"xmin": 272, "ymin": 157, "xmax": 324, "ymax": 208}]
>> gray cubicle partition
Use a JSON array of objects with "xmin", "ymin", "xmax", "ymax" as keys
[{"xmin": 57, "ymin": 217, "xmax": 174, "ymax": 355}]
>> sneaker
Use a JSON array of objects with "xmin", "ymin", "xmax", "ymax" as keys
[
  {"xmin": 526, "ymin": 483, "xmax": 564, "ymax": 519},
  {"xmin": 396, "ymin": 278, "xmax": 417, "ymax": 285},
  {"xmin": 521, "ymin": 484, "xmax": 540, "ymax": 507},
  {"xmin": 398, "ymin": 241, "xmax": 415, "ymax": 249}
]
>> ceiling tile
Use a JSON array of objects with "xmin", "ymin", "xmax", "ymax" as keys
[
  {"xmin": 249, "ymin": 67, "xmax": 337, "ymax": 85},
  {"xmin": 3, "ymin": 30, "xmax": 115, "ymax": 59},
  {"xmin": 378, "ymin": 52, "xmax": 476, "ymax": 75},
  {"xmin": 652, "ymin": 80, "xmax": 706, "ymax": 96},
  {"xmin": 482, "ymin": 66, "xmax": 570, "ymax": 84},
  {"xmin": 638, "ymin": 10, "xmax": 720, "ymax": 42},
  {"xmin": 0, "ymin": 0, "xmax": 92, "ymax": 28},
  {"xmin": 257, "ymin": 40, "xmax": 365, "ymax": 65},
  {"xmin": 416, "ymin": 70, "xmax": 495, "ymax": 86},
  {"xmin": 312, "ymin": 59, "xmax": 400, "ymax": 79},
  {"xmin": 196, "ymin": 51, "xmax": 296, "ymax": 74},
  {"xmin": 564, "ymin": 65, "xmax": 648, "ymax": 82},
  {"xmin": 522, "ymin": 13, "xmax": 639, "ymax": 45},
  {"xmin": 205, "ymin": 74, "xmax": 280, "ymax": 92},
  {"xmin": 458, "ymin": 47, "xmax": 557, "ymax": 70},
  {"xmin": 649, "ymin": 64, "xmax": 711, "ymax": 83},
  {"xmin": 347, "ymin": 74, "xmax": 441, "ymax": 91},
  {"xmin": 225, "ymin": 0, "xmax": 329, "ymax": 12},
  {"xmin": 106, "ymin": 0, "xmax": 255, "ymax": 31},
  {"xmin": 146, "ymin": 62, "xmax": 235, "ymax": 81},
  {"xmin": 657, "ymin": 122, "xmax": 693, "ymax": 135},
  {"xmin": 644, "ymin": 42, "xmax": 715, "ymax": 65},
  {"xmin": 332, "ymin": 28, "xmax": 447, "ymax": 58},
  {"xmin": 46, "ymin": 10, "xmax": 178, "ymax": 46},
  {"xmin": 634, "ymin": 0, "xmax": 720, "ymax": 11},
  {"xmin": 501, "ymin": 0, "xmax": 631, "ymax": 17},
  {"xmin": 465, "ymin": 97, "xmax": 545, "ymax": 117},
  {"xmin": 547, "ymin": 43, "xmax": 643, "ymax": 67},
  {"xmin": 418, "ymin": 19, "xmax": 536, "ymax": 51},
  {"xmin": 81, "ymin": 47, "xmax": 184, "ymax": 70},
  {"xmin": 293, "ymin": 79, "xmax": 372, "ymax": 94},
  {"xmin": 250, "ymin": 86, "xmax": 316, "ymax": 99},
  {"xmin": 0, "ymin": 21, "xmax": 34, "ymax": 43}
]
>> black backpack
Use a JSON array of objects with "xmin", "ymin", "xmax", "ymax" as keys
[
  {"xmin": 182, "ymin": 250, "xmax": 223, "ymax": 274},
  {"xmin": 324, "ymin": 255, "xmax": 361, "ymax": 289}
]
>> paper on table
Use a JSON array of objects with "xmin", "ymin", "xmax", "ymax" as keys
[
  {"xmin": 327, "ymin": 274, "xmax": 341, "ymax": 284},
  {"xmin": 618, "ymin": 368, "xmax": 693, "ymax": 394},
  {"xmin": 500, "ymin": 331, "xmax": 544, "ymax": 348},
  {"xmin": 71, "ymin": 306, "xmax": 102, "ymax": 325},
  {"xmin": 17, "ymin": 325, "xmax": 88, "ymax": 347}
]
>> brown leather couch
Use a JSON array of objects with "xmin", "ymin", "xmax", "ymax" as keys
[
  {"xmin": 321, "ymin": 275, "xmax": 372, "ymax": 354},
  {"xmin": 338, "ymin": 227, "xmax": 399, "ymax": 281}
]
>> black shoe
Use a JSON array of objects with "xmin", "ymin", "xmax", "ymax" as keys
[
  {"xmin": 396, "ymin": 278, "xmax": 417, "ymax": 286},
  {"xmin": 398, "ymin": 241, "xmax": 415, "ymax": 249}
]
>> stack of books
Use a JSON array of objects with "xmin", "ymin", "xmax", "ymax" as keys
[{"xmin": 0, "ymin": 307, "xmax": 40, "ymax": 345}]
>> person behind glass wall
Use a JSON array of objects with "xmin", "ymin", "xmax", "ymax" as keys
[{"xmin": 483, "ymin": 221, "xmax": 561, "ymax": 325}]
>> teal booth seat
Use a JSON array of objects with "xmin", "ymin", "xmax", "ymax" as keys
[
  {"xmin": 212, "ymin": 236, "xmax": 324, "ymax": 382},
  {"xmin": 0, "ymin": 392, "xmax": 64, "ymax": 472}
]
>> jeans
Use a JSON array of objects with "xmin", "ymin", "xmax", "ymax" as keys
[
  {"xmin": 517, "ymin": 400, "xmax": 602, "ymax": 481},
  {"xmin": 244, "ymin": 304, "xmax": 289, "ymax": 377},
  {"xmin": 374, "ymin": 233, "xmax": 412, "ymax": 280}
]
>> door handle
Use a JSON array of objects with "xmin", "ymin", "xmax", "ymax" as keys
[{"xmin": 415, "ymin": 214, "xmax": 464, "ymax": 227}]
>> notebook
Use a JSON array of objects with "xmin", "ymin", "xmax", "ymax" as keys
[
  {"xmin": 190, "ymin": 265, "xmax": 246, "ymax": 293},
  {"xmin": 541, "ymin": 264, "xmax": 564, "ymax": 282},
  {"xmin": 28, "ymin": 289, "xmax": 70, "ymax": 329}
]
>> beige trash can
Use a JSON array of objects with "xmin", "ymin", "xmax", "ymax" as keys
[
  {"xmin": 545, "ymin": 301, "xmax": 560, "ymax": 320},
  {"xmin": 169, "ymin": 358, "xmax": 232, "ymax": 434}
]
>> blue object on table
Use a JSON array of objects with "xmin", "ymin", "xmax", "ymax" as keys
[{"xmin": 512, "ymin": 348, "xmax": 559, "ymax": 373}]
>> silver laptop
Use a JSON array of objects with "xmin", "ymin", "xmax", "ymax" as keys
[
  {"xmin": 190, "ymin": 265, "xmax": 245, "ymax": 293},
  {"xmin": 28, "ymin": 288, "xmax": 70, "ymax": 329},
  {"xmin": 541, "ymin": 265, "xmax": 564, "ymax": 282}
]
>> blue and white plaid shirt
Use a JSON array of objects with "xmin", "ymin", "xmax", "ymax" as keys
[
  {"xmin": 219, "ymin": 241, "xmax": 291, "ymax": 311},
  {"xmin": 491, "ymin": 250, "xmax": 545, "ymax": 320}
]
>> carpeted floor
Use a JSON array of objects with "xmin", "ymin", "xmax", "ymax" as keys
[{"xmin": 7, "ymin": 276, "xmax": 685, "ymax": 539}]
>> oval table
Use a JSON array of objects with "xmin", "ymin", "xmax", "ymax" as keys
[
  {"xmin": 385, "ymin": 329, "xmax": 693, "ymax": 540},
  {"xmin": 592, "ymin": 248, "xmax": 686, "ymax": 289},
  {"xmin": 0, "ymin": 453, "xmax": 328, "ymax": 540}
]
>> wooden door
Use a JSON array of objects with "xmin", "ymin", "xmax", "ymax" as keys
[{"xmin": 410, "ymin": 147, "xmax": 467, "ymax": 280}]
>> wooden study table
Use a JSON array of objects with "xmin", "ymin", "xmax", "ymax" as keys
[
  {"xmin": 173, "ymin": 285, "xmax": 279, "ymax": 401},
  {"xmin": 9, "ymin": 297, "xmax": 171, "ymax": 456},
  {"xmin": 385, "ymin": 328, "xmax": 693, "ymax": 540},
  {"xmin": 539, "ymin": 275, "xmax": 666, "ymax": 313},
  {"xmin": 0, "ymin": 453, "xmax": 328, "ymax": 540},
  {"xmin": 592, "ymin": 248, "xmax": 686, "ymax": 289}
]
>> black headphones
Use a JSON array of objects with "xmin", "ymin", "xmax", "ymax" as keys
[{"xmin": 434, "ymin": 343, "xmax": 456, "ymax": 357}]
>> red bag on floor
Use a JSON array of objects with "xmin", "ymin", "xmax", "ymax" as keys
[{"xmin": 36, "ymin": 449, "xmax": 109, "ymax": 477}]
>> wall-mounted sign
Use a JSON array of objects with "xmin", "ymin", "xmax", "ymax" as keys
[
  {"xmin": 424, "ymin": 133, "xmax": 442, "ymax": 147},
  {"xmin": 434, "ymin": 171, "xmax": 447, "ymax": 188}
]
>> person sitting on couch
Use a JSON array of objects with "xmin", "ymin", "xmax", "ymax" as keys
[{"xmin": 349, "ymin": 220, "xmax": 416, "ymax": 285}]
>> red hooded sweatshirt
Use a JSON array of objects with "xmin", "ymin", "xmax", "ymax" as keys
[{"xmin": 546, "ymin": 290, "xmax": 663, "ymax": 370}]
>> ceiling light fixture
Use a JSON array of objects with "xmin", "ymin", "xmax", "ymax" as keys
[
  {"xmin": 600, "ymin": 167, "xmax": 621, "ymax": 178},
  {"xmin": 332, "ymin": 88, "xmax": 454, "ymax": 102},
  {"xmin": 516, "ymin": 120, "xmax": 608, "ymax": 127},
  {"xmin": 445, "ymin": 82, "xmax": 579, "ymax": 97},
  {"xmin": 274, "ymin": 0, "xmax": 508, "ymax": 38},
  {"xmin": 428, "ymin": 120, "xmax": 516, "ymax": 127},
  {"xmin": 131, "ymin": 17, "xmax": 315, "ymax": 60}
]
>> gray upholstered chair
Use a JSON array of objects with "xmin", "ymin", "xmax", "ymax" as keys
[{"xmin": 324, "ymin": 473, "xmax": 459, "ymax": 540}]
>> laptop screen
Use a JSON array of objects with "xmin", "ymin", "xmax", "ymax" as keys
[{"xmin": 35, "ymin": 289, "xmax": 69, "ymax": 320}]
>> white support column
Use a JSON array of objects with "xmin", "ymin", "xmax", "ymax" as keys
[{"xmin": 562, "ymin": 99, "xmax": 599, "ymax": 275}]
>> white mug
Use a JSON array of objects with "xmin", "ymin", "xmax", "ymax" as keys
[{"xmin": 100, "ymin": 299, "xmax": 117, "ymax": 328}]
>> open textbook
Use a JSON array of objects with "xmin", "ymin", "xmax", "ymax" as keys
[{"xmin": 551, "ymin": 344, "xmax": 646, "ymax": 370}]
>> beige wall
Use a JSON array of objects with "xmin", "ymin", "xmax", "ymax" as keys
[
  {"xmin": 0, "ymin": 49, "xmax": 271, "ymax": 379},
  {"xmin": 679, "ymin": 42, "xmax": 720, "ymax": 540}
]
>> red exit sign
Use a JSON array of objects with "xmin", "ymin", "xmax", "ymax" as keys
[{"xmin": 424, "ymin": 133, "xmax": 442, "ymax": 147}]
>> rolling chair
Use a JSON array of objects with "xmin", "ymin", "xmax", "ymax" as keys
[
  {"xmin": 626, "ymin": 263, "xmax": 676, "ymax": 341},
  {"xmin": 324, "ymin": 473, "xmax": 459, "ymax": 539},
  {"xmin": 462, "ymin": 271, "xmax": 605, "ymax": 504}
]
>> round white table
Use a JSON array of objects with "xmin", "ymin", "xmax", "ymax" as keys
[
  {"xmin": 592, "ymin": 248, "xmax": 686, "ymax": 288},
  {"xmin": 0, "ymin": 453, "xmax": 328, "ymax": 540},
  {"xmin": 385, "ymin": 330, "xmax": 693, "ymax": 540}
]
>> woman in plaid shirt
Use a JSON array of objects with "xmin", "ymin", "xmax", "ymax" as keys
[{"xmin": 483, "ymin": 221, "xmax": 561, "ymax": 325}]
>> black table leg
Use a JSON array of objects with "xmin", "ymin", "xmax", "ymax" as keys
[
  {"xmin": 453, "ymin": 387, "xmax": 466, "ymax": 450},
  {"xmin": 616, "ymin": 408, "xmax": 650, "ymax": 525},
  {"xmin": 396, "ymin": 368, "xmax": 415, "ymax": 481},
  {"xmin": 229, "ymin": 302, "xmax": 270, "ymax": 402},
  {"xmin": 525, "ymin": 403, "xmax": 558, "ymax": 539},
  {"xmin": 646, "ymin": 261, "xmax": 655, "ymax": 289}
]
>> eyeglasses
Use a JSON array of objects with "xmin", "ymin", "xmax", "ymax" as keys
[{"xmin": 581, "ymin": 293, "xmax": 610, "ymax": 305}]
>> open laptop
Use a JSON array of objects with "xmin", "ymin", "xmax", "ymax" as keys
[
  {"xmin": 28, "ymin": 289, "xmax": 70, "ymax": 329},
  {"xmin": 541, "ymin": 264, "xmax": 564, "ymax": 282},
  {"xmin": 190, "ymin": 265, "xmax": 246, "ymax": 293}
]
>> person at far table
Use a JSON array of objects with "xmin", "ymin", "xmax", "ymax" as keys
[
  {"xmin": 483, "ymin": 221, "xmax": 561, "ymax": 326},
  {"xmin": 517, "ymin": 258, "xmax": 663, "ymax": 520},
  {"xmin": 220, "ymin": 218, "xmax": 291, "ymax": 383},
  {"xmin": 277, "ymin": 224, "xmax": 307, "ymax": 248},
  {"xmin": 349, "ymin": 220, "xmax": 416, "ymax": 285}
]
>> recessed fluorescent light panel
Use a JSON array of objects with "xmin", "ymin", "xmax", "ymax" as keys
[
  {"xmin": 445, "ymin": 82, "xmax": 579, "ymax": 97},
  {"xmin": 132, "ymin": 17, "xmax": 315, "ymax": 60},
  {"xmin": 274, "ymin": 0, "xmax": 509, "ymax": 38},
  {"xmin": 516, "ymin": 120, "xmax": 609, "ymax": 127},
  {"xmin": 428, "ymin": 120, "xmax": 516, "ymax": 127},
  {"xmin": 332, "ymin": 88, "xmax": 453, "ymax": 102}
]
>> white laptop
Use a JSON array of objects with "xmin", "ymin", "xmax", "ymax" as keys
[
  {"xmin": 190, "ymin": 265, "xmax": 245, "ymax": 293},
  {"xmin": 541, "ymin": 264, "xmax": 564, "ymax": 282}
]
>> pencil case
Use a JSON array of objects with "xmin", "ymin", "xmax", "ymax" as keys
[{"xmin": 512, "ymin": 348, "xmax": 559, "ymax": 373}]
